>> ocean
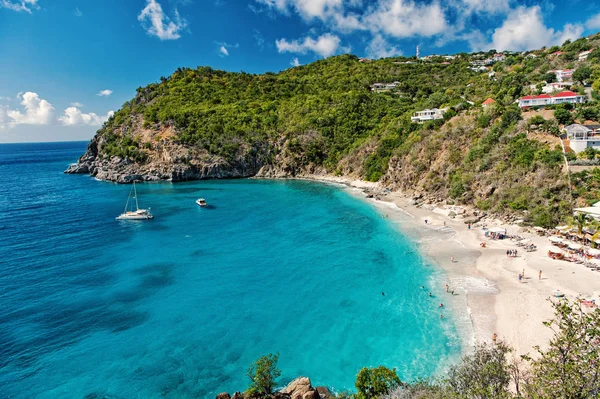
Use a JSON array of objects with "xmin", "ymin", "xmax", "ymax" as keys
[{"xmin": 0, "ymin": 142, "xmax": 462, "ymax": 398}]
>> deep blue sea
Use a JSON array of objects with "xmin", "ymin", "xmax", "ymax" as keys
[{"xmin": 0, "ymin": 142, "xmax": 462, "ymax": 398}]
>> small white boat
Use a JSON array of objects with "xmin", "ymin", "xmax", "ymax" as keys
[
  {"xmin": 116, "ymin": 182, "xmax": 154, "ymax": 220},
  {"xmin": 196, "ymin": 198, "xmax": 207, "ymax": 207}
]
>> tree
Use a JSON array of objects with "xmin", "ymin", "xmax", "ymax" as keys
[
  {"xmin": 246, "ymin": 353, "xmax": 282, "ymax": 395},
  {"xmin": 445, "ymin": 342, "xmax": 513, "ymax": 399},
  {"xmin": 572, "ymin": 212, "xmax": 589, "ymax": 235},
  {"xmin": 580, "ymin": 146, "xmax": 598, "ymax": 160},
  {"xmin": 554, "ymin": 107, "xmax": 573, "ymax": 125},
  {"xmin": 355, "ymin": 366, "xmax": 402, "ymax": 399},
  {"xmin": 542, "ymin": 72, "xmax": 557, "ymax": 83},
  {"xmin": 524, "ymin": 299, "xmax": 600, "ymax": 399},
  {"xmin": 573, "ymin": 66, "xmax": 592, "ymax": 84}
]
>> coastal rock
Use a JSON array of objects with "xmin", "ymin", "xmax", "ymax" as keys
[
  {"xmin": 216, "ymin": 393, "xmax": 231, "ymax": 399},
  {"xmin": 302, "ymin": 391, "xmax": 320, "ymax": 399},
  {"xmin": 231, "ymin": 392, "xmax": 244, "ymax": 399},
  {"xmin": 280, "ymin": 377, "xmax": 313, "ymax": 399},
  {"xmin": 315, "ymin": 387, "xmax": 333, "ymax": 399}
]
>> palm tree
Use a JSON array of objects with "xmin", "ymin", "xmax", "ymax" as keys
[{"xmin": 574, "ymin": 212, "xmax": 589, "ymax": 235}]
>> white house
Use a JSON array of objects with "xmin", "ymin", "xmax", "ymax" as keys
[
  {"xmin": 564, "ymin": 124, "xmax": 600, "ymax": 153},
  {"xmin": 540, "ymin": 81, "xmax": 574, "ymax": 94},
  {"xmin": 517, "ymin": 90, "xmax": 586, "ymax": 108},
  {"xmin": 579, "ymin": 50, "xmax": 593, "ymax": 61},
  {"xmin": 551, "ymin": 69, "xmax": 574, "ymax": 82},
  {"xmin": 410, "ymin": 108, "xmax": 448, "ymax": 123},
  {"xmin": 493, "ymin": 53, "xmax": 506, "ymax": 62}
]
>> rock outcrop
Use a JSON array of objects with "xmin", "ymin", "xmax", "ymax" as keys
[{"xmin": 215, "ymin": 377, "xmax": 323, "ymax": 399}]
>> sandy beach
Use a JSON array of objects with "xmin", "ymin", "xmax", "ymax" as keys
[{"xmin": 298, "ymin": 174, "xmax": 600, "ymax": 359}]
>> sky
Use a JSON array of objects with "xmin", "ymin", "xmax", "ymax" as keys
[{"xmin": 2, "ymin": 0, "xmax": 600, "ymax": 143}]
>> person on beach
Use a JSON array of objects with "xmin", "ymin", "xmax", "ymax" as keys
[
  {"xmin": 468, "ymin": 223, "xmax": 471, "ymax": 230},
  {"xmin": 492, "ymin": 333, "xmax": 497, "ymax": 343},
  {"xmin": 522, "ymin": 269, "xmax": 525, "ymax": 278},
  {"xmin": 451, "ymin": 256, "xmax": 454, "ymax": 263},
  {"xmin": 425, "ymin": 219, "xmax": 428, "ymax": 224},
  {"xmin": 451, "ymin": 289, "xmax": 455, "ymax": 295},
  {"xmin": 518, "ymin": 273, "xmax": 522, "ymax": 282},
  {"xmin": 446, "ymin": 284, "xmax": 449, "ymax": 293},
  {"xmin": 444, "ymin": 221, "xmax": 446, "ymax": 226},
  {"xmin": 506, "ymin": 250, "xmax": 509, "ymax": 257},
  {"xmin": 539, "ymin": 270, "xmax": 542, "ymax": 280}
]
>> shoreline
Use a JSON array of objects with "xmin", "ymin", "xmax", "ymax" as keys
[{"xmin": 288, "ymin": 174, "xmax": 600, "ymax": 359}]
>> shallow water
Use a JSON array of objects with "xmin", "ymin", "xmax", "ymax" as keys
[{"xmin": 0, "ymin": 142, "xmax": 462, "ymax": 398}]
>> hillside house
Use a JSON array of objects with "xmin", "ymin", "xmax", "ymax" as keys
[
  {"xmin": 482, "ymin": 98, "xmax": 496, "ymax": 108},
  {"xmin": 493, "ymin": 53, "xmax": 506, "ymax": 62},
  {"xmin": 525, "ymin": 53, "xmax": 537, "ymax": 59},
  {"xmin": 579, "ymin": 50, "xmax": 593, "ymax": 61},
  {"xmin": 549, "ymin": 51, "xmax": 564, "ymax": 58},
  {"xmin": 551, "ymin": 69, "xmax": 574, "ymax": 82},
  {"xmin": 564, "ymin": 124, "xmax": 600, "ymax": 153},
  {"xmin": 517, "ymin": 90, "xmax": 586, "ymax": 108},
  {"xmin": 359, "ymin": 57, "xmax": 371, "ymax": 63},
  {"xmin": 540, "ymin": 81, "xmax": 574, "ymax": 93},
  {"xmin": 410, "ymin": 108, "xmax": 447, "ymax": 123}
]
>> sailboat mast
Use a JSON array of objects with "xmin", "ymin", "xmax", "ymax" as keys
[
  {"xmin": 134, "ymin": 182, "xmax": 140, "ymax": 211},
  {"xmin": 124, "ymin": 185, "xmax": 132, "ymax": 213}
]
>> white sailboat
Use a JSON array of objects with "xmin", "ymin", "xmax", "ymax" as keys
[{"xmin": 116, "ymin": 182, "xmax": 154, "ymax": 220}]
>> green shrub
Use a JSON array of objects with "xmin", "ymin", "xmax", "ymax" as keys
[
  {"xmin": 355, "ymin": 366, "xmax": 402, "ymax": 399},
  {"xmin": 246, "ymin": 353, "xmax": 281, "ymax": 395}
]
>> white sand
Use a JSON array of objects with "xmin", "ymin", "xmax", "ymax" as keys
[{"xmin": 296, "ymin": 174, "xmax": 600, "ymax": 357}]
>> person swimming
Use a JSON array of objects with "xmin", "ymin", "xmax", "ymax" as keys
[
  {"xmin": 439, "ymin": 303, "xmax": 444, "ymax": 308},
  {"xmin": 382, "ymin": 292, "xmax": 385, "ymax": 296},
  {"xmin": 429, "ymin": 292, "xmax": 432, "ymax": 297}
]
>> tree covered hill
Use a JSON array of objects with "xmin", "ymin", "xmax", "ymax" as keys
[{"xmin": 69, "ymin": 33, "xmax": 600, "ymax": 227}]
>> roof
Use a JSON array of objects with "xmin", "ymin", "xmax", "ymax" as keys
[
  {"xmin": 520, "ymin": 91, "xmax": 581, "ymax": 101},
  {"xmin": 482, "ymin": 98, "xmax": 496, "ymax": 105},
  {"xmin": 575, "ymin": 207, "xmax": 600, "ymax": 215},
  {"xmin": 553, "ymin": 91, "xmax": 579, "ymax": 98},
  {"xmin": 584, "ymin": 124, "xmax": 600, "ymax": 130},
  {"xmin": 564, "ymin": 124, "xmax": 592, "ymax": 134}
]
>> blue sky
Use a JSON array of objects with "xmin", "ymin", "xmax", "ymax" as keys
[{"xmin": 1, "ymin": 0, "xmax": 600, "ymax": 142}]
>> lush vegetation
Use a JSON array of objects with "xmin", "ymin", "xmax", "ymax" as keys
[
  {"xmin": 91, "ymin": 33, "xmax": 600, "ymax": 225},
  {"xmin": 246, "ymin": 353, "xmax": 281, "ymax": 395},
  {"xmin": 243, "ymin": 298, "xmax": 600, "ymax": 399}
]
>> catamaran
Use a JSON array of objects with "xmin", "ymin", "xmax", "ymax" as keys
[{"xmin": 116, "ymin": 182, "xmax": 154, "ymax": 220}]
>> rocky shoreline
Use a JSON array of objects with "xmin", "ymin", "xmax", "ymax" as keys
[{"xmin": 216, "ymin": 377, "xmax": 332, "ymax": 399}]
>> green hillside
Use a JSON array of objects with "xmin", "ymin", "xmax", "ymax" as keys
[{"xmin": 81, "ymin": 33, "xmax": 600, "ymax": 227}]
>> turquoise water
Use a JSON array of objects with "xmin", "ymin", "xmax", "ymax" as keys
[{"xmin": 0, "ymin": 142, "xmax": 462, "ymax": 398}]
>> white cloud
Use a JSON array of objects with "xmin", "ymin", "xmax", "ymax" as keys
[
  {"xmin": 215, "ymin": 42, "xmax": 238, "ymax": 57},
  {"xmin": 253, "ymin": 29, "xmax": 265, "ymax": 50},
  {"xmin": 586, "ymin": 13, "xmax": 600, "ymax": 30},
  {"xmin": 70, "ymin": 102, "xmax": 84, "ymax": 107},
  {"xmin": 459, "ymin": 0, "xmax": 510, "ymax": 15},
  {"xmin": 97, "ymin": 89, "xmax": 113, "ymax": 97},
  {"xmin": 6, "ymin": 92, "xmax": 54, "ymax": 126},
  {"xmin": 58, "ymin": 107, "xmax": 114, "ymax": 126},
  {"xmin": 0, "ymin": 0, "xmax": 39, "ymax": 13},
  {"xmin": 366, "ymin": 34, "xmax": 402, "ymax": 59},
  {"xmin": 291, "ymin": 57, "xmax": 301, "ymax": 66},
  {"xmin": 484, "ymin": 6, "xmax": 582, "ymax": 51},
  {"xmin": 74, "ymin": 7, "xmax": 82, "ymax": 17},
  {"xmin": 138, "ymin": 0, "xmax": 188, "ymax": 41},
  {"xmin": 276, "ymin": 33, "xmax": 343, "ymax": 57},
  {"xmin": 219, "ymin": 46, "xmax": 229, "ymax": 56},
  {"xmin": 362, "ymin": 0, "xmax": 447, "ymax": 38}
]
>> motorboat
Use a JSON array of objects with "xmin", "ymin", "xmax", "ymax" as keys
[
  {"xmin": 116, "ymin": 182, "xmax": 154, "ymax": 220},
  {"xmin": 196, "ymin": 198, "xmax": 207, "ymax": 207}
]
